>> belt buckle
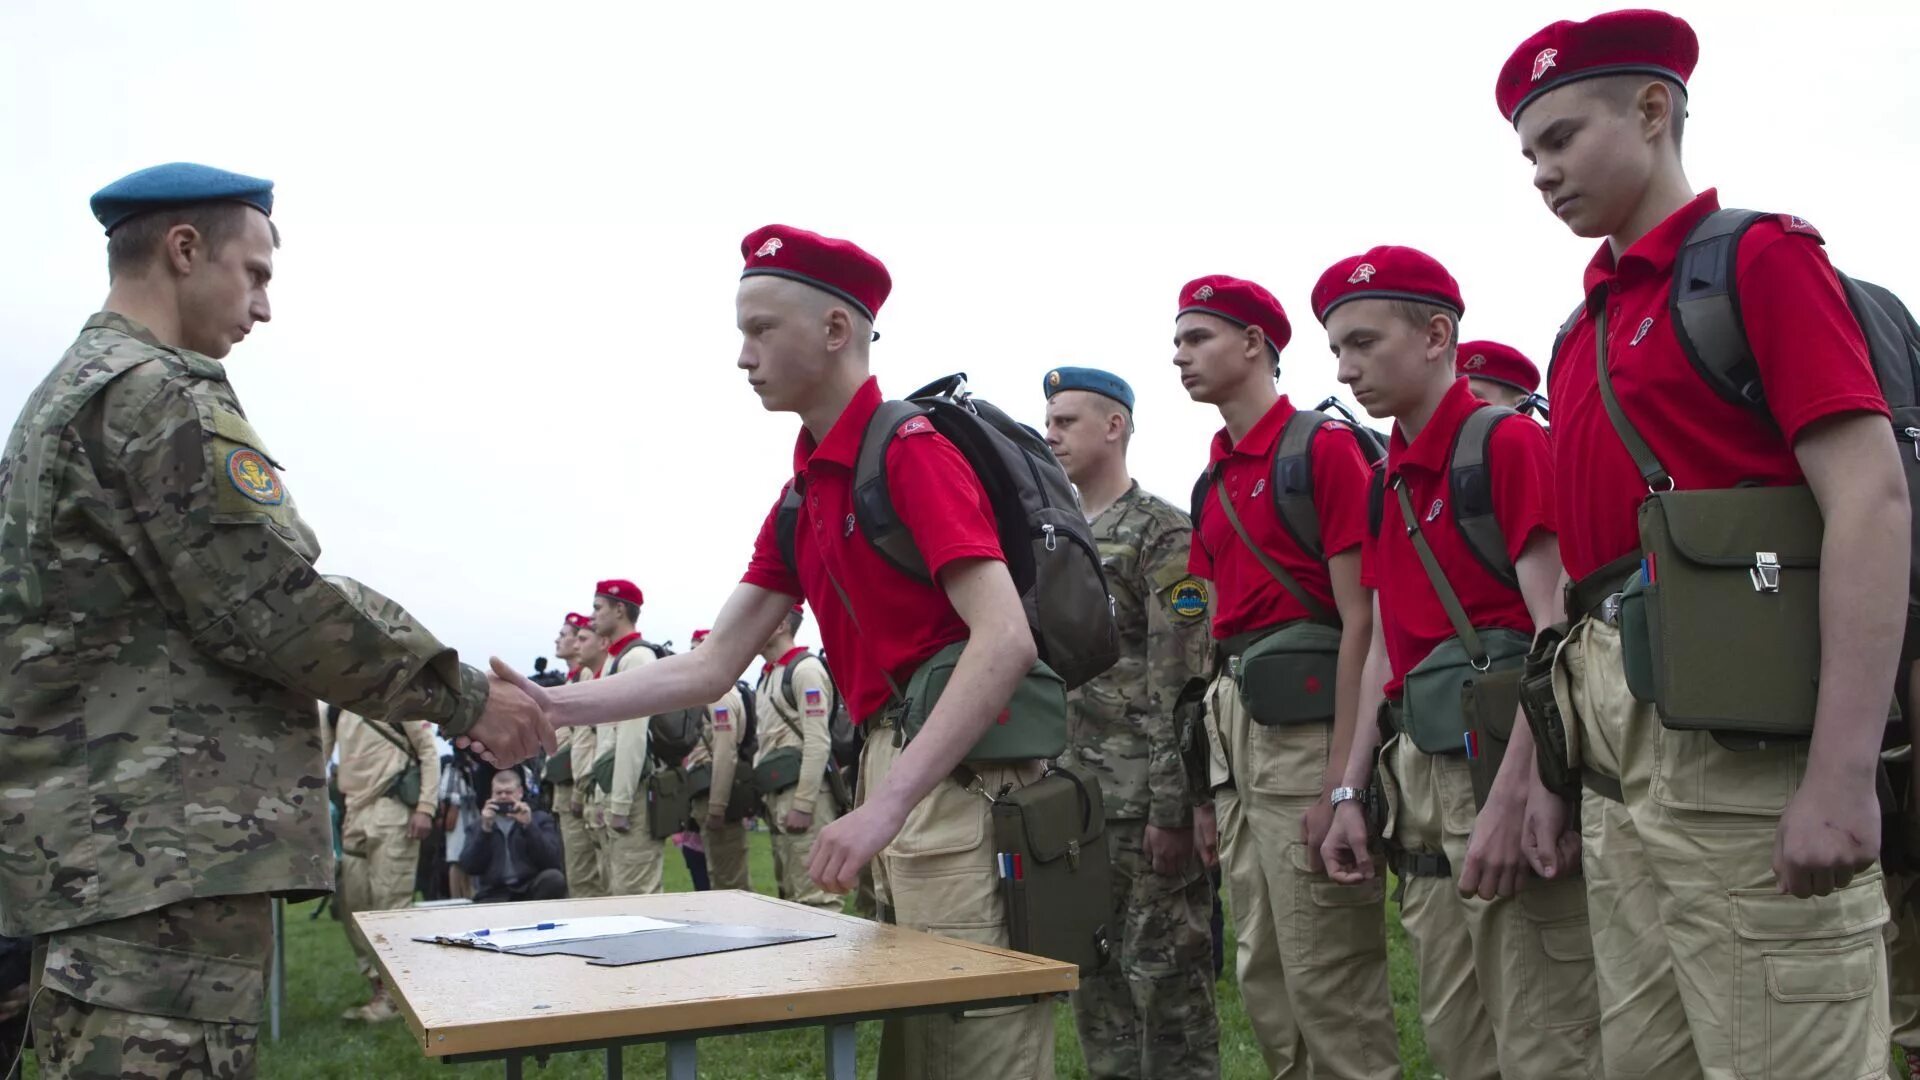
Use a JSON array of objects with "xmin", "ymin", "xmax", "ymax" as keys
[{"xmin": 1600, "ymin": 592, "xmax": 1623, "ymax": 625}]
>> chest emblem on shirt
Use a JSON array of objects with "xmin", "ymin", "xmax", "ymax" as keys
[
  {"xmin": 1251, "ymin": 478, "xmax": 1267, "ymax": 498},
  {"xmin": 1630, "ymin": 317, "xmax": 1654, "ymax": 346},
  {"xmin": 1169, "ymin": 578, "xmax": 1210, "ymax": 620},
  {"xmin": 844, "ymin": 513, "xmax": 856, "ymax": 537},
  {"xmin": 1531, "ymin": 48, "xmax": 1559, "ymax": 81},
  {"xmin": 1426, "ymin": 498, "xmax": 1444, "ymax": 523},
  {"xmin": 225, "ymin": 448, "xmax": 286, "ymax": 505}
]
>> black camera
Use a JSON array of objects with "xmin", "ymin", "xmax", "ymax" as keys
[{"xmin": 491, "ymin": 800, "xmax": 517, "ymax": 814}]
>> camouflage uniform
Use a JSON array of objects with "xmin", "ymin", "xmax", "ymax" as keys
[
  {"xmin": 1, "ymin": 313, "xmax": 489, "ymax": 1078},
  {"xmin": 1061, "ymin": 482, "xmax": 1220, "ymax": 1080}
]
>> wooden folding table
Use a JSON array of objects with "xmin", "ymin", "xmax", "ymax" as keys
[{"xmin": 356, "ymin": 890, "xmax": 1077, "ymax": 1078}]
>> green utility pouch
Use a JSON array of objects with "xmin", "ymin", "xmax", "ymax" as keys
[
  {"xmin": 1617, "ymin": 572, "xmax": 1656, "ymax": 704},
  {"xmin": 1234, "ymin": 622, "xmax": 1344, "ymax": 727},
  {"xmin": 365, "ymin": 720, "xmax": 423, "ymax": 807},
  {"xmin": 686, "ymin": 762, "xmax": 754, "ymax": 820},
  {"xmin": 589, "ymin": 754, "xmax": 615, "ymax": 796},
  {"xmin": 751, "ymin": 746, "xmax": 804, "ymax": 798},
  {"xmin": 899, "ymin": 641, "xmax": 1069, "ymax": 761},
  {"xmin": 1401, "ymin": 630, "xmax": 1531, "ymax": 755},
  {"xmin": 685, "ymin": 762, "xmax": 711, "ymax": 800},
  {"xmin": 1519, "ymin": 622, "xmax": 1579, "ymax": 797},
  {"xmin": 1463, "ymin": 667, "xmax": 1524, "ymax": 811},
  {"xmin": 543, "ymin": 748, "xmax": 574, "ymax": 786},
  {"xmin": 643, "ymin": 767, "xmax": 692, "ymax": 840},
  {"xmin": 827, "ymin": 766, "xmax": 856, "ymax": 817},
  {"xmin": 990, "ymin": 764, "xmax": 1112, "ymax": 975}
]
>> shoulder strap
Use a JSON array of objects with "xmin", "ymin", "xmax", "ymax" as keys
[
  {"xmin": 1212, "ymin": 471, "xmax": 1334, "ymax": 623},
  {"xmin": 1671, "ymin": 208, "xmax": 1771, "ymax": 411},
  {"xmin": 852, "ymin": 400, "xmax": 935, "ymax": 581},
  {"xmin": 1593, "ymin": 302, "xmax": 1675, "ymax": 491},
  {"xmin": 1391, "ymin": 478, "xmax": 1488, "ymax": 668},
  {"xmin": 1366, "ymin": 465, "xmax": 1386, "ymax": 539},
  {"xmin": 1270, "ymin": 410, "xmax": 1329, "ymax": 559},
  {"xmin": 1547, "ymin": 303, "xmax": 1584, "ymax": 389},
  {"xmin": 1189, "ymin": 469, "xmax": 1210, "ymax": 531},
  {"xmin": 776, "ymin": 482, "xmax": 804, "ymax": 582},
  {"xmin": 1448, "ymin": 406, "xmax": 1520, "ymax": 590},
  {"xmin": 366, "ymin": 718, "xmax": 416, "ymax": 757}
]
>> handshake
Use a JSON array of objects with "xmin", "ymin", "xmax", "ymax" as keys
[{"xmin": 452, "ymin": 658, "xmax": 567, "ymax": 768}]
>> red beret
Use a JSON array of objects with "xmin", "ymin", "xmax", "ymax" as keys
[
  {"xmin": 740, "ymin": 224, "xmax": 892, "ymax": 323},
  {"xmin": 595, "ymin": 579, "xmax": 643, "ymax": 606},
  {"xmin": 1497, "ymin": 9, "xmax": 1698, "ymax": 125},
  {"xmin": 564, "ymin": 612, "xmax": 592, "ymax": 630},
  {"xmin": 1457, "ymin": 340, "xmax": 1541, "ymax": 394},
  {"xmin": 690, "ymin": 628, "xmax": 712, "ymax": 644},
  {"xmin": 1311, "ymin": 246, "xmax": 1464, "ymax": 325},
  {"xmin": 1177, "ymin": 275, "xmax": 1292, "ymax": 358}
]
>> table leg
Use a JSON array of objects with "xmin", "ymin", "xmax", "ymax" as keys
[
  {"xmin": 605, "ymin": 1046, "xmax": 623, "ymax": 1080},
  {"xmin": 269, "ymin": 898, "xmax": 284, "ymax": 1042},
  {"xmin": 664, "ymin": 1039, "xmax": 697, "ymax": 1080},
  {"xmin": 823, "ymin": 1023, "xmax": 857, "ymax": 1080},
  {"xmin": 504, "ymin": 1054, "xmax": 523, "ymax": 1080}
]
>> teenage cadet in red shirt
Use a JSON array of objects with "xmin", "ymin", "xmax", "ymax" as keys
[
  {"xmin": 1455, "ymin": 340, "xmax": 1539, "ymax": 412},
  {"xmin": 502, "ymin": 226, "xmax": 1056, "ymax": 1078},
  {"xmin": 1501, "ymin": 11, "xmax": 1903, "ymax": 1077},
  {"xmin": 1314, "ymin": 247, "xmax": 1598, "ymax": 1078},
  {"xmin": 1174, "ymin": 275, "xmax": 1398, "ymax": 1079}
]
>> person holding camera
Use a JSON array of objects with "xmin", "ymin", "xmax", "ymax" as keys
[{"xmin": 460, "ymin": 769, "xmax": 568, "ymax": 904}]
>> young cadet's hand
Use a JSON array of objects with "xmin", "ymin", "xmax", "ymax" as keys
[
  {"xmin": 1459, "ymin": 787, "xmax": 1529, "ymax": 900},
  {"xmin": 458, "ymin": 668, "xmax": 557, "ymax": 767},
  {"xmin": 1301, "ymin": 794, "xmax": 1336, "ymax": 874},
  {"xmin": 1192, "ymin": 800, "xmax": 1220, "ymax": 868},
  {"xmin": 809, "ymin": 801, "xmax": 907, "ymax": 894},
  {"xmin": 1521, "ymin": 780, "xmax": 1581, "ymax": 880},
  {"xmin": 1774, "ymin": 767, "xmax": 1881, "ymax": 898},
  {"xmin": 1321, "ymin": 800, "xmax": 1376, "ymax": 885}
]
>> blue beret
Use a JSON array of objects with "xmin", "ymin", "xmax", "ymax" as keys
[
  {"xmin": 1043, "ymin": 367, "xmax": 1135, "ymax": 411},
  {"xmin": 90, "ymin": 162, "xmax": 274, "ymax": 235}
]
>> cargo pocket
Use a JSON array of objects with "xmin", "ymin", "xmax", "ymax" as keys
[
  {"xmin": 1731, "ymin": 875, "xmax": 1890, "ymax": 1080},
  {"xmin": 1652, "ymin": 723, "xmax": 1805, "ymax": 817},
  {"xmin": 884, "ymin": 778, "xmax": 1000, "ymax": 937},
  {"xmin": 39, "ymin": 930, "xmax": 265, "ymax": 1025},
  {"xmin": 1245, "ymin": 721, "xmax": 1330, "ymax": 798},
  {"xmin": 1290, "ymin": 842, "xmax": 1386, "ymax": 969},
  {"xmin": 1516, "ymin": 881, "xmax": 1600, "ymax": 1029}
]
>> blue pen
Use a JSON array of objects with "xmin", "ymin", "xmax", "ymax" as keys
[{"xmin": 472, "ymin": 922, "xmax": 562, "ymax": 937}]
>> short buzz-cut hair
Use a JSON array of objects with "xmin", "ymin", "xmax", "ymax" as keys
[
  {"xmin": 1390, "ymin": 299, "xmax": 1460, "ymax": 351},
  {"xmin": 106, "ymin": 202, "xmax": 282, "ymax": 281},
  {"xmin": 1583, "ymin": 73, "xmax": 1687, "ymax": 149},
  {"xmin": 785, "ymin": 609, "xmax": 804, "ymax": 636}
]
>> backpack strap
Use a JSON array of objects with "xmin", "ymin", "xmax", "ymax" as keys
[
  {"xmin": 1210, "ymin": 468, "xmax": 1335, "ymax": 624},
  {"xmin": 1547, "ymin": 303, "xmax": 1584, "ymax": 389},
  {"xmin": 365, "ymin": 717, "xmax": 416, "ymax": 757},
  {"xmin": 851, "ymin": 400, "xmax": 934, "ymax": 581},
  {"xmin": 1189, "ymin": 469, "xmax": 1210, "ymax": 531},
  {"xmin": 1449, "ymin": 406, "xmax": 1521, "ymax": 591},
  {"xmin": 1391, "ymin": 477, "xmax": 1489, "ymax": 669},
  {"xmin": 775, "ymin": 482, "xmax": 804, "ymax": 583},
  {"xmin": 1366, "ymin": 464, "xmax": 1386, "ymax": 540},
  {"xmin": 1671, "ymin": 208, "xmax": 1772, "ymax": 411},
  {"xmin": 1270, "ymin": 410, "xmax": 1332, "ymax": 560}
]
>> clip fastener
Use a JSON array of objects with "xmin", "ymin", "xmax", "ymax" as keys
[{"xmin": 1750, "ymin": 552, "xmax": 1781, "ymax": 594}]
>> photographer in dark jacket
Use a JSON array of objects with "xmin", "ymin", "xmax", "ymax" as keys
[{"xmin": 460, "ymin": 768, "xmax": 567, "ymax": 903}]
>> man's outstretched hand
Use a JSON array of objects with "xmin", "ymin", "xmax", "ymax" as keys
[{"xmin": 451, "ymin": 660, "xmax": 557, "ymax": 766}]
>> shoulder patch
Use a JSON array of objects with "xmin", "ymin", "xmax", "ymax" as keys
[
  {"xmin": 1168, "ymin": 576, "xmax": 1209, "ymax": 619},
  {"xmin": 803, "ymin": 687, "xmax": 827, "ymax": 714},
  {"xmin": 713, "ymin": 706, "xmax": 730, "ymax": 731},
  {"xmin": 1320, "ymin": 420, "xmax": 1346, "ymax": 434},
  {"xmin": 896, "ymin": 415, "xmax": 935, "ymax": 438},
  {"xmin": 1777, "ymin": 214, "xmax": 1824, "ymax": 241},
  {"xmin": 225, "ymin": 447, "xmax": 285, "ymax": 505}
]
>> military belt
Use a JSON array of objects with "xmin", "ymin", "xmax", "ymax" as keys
[
  {"xmin": 1583, "ymin": 770, "xmax": 1625, "ymax": 803},
  {"xmin": 1390, "ymin": 848, "xmax": 1452, "ymax": 879},
  {"xmin": 1214, "ymin": 620, "xmax": 1300, "ymax": 677},
  {"xmin": 1565, "ymin": 553, "xmax": 1642, "ymax": 627}
]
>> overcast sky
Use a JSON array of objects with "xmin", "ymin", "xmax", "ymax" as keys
[{"xmin": 3, "ymin": 1, "xmax": 1915, "ymax": 680}]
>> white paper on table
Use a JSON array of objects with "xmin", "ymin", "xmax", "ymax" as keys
[{"xmin": 428, "ymin": 914, "xmax": 685, "ymax": 951}]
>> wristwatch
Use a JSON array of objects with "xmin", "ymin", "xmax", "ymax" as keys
[{"xmin": 1329, "ymin": 786, "xmax": 1365, "ymax": 808}]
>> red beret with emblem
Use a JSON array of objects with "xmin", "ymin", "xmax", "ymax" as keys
[
  {"xmin": 1456, "ymin": 340, "xmax": 1540, "ymax": 393},
  {"xmin": 740, "ymin": 224, "xmax": 892, "ymax": 323},
  {"xmin": 564, "ymin": 612, "xmax": 592, "ymax": 630},
  {"xmin": 1497, "ymin": 9, "xmax": 1698, "ymax": 125},
  {"xmin": 1177, "ymin": 275, "xmax": 1292, "ymax": 357},
  {"xmin": 595, "ymin": 579, "xmax": 643, "ymax": 606},
  {"xmin": 1311, "ymin": 246, "xmax": 1464, "ymax": 325}
]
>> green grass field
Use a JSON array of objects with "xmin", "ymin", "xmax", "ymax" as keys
[{"xmin": 15, "ymin": 832, "xmax": 1910, "ymax": 1078}]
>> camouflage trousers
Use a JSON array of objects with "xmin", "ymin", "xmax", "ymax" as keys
[
  {"xmin": 29, "ymin": 894, "xmax": 271, "ymax": 1080},
  {"xmin": 1069, "ymin": 820, "xmax": 1219, "ymax": 1080}
]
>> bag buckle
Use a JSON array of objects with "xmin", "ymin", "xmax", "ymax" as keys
[
  {"xmin": 1600, "ymin": 594, "xmax": 1622, "ymax": 625},
  {"xmin": 1750, "ymin": 552, "xmax": 1781, "ymax": 594},
  {"xmin": 1066, "ymin": 837, "xmax": 1080, "ymax": 870}
]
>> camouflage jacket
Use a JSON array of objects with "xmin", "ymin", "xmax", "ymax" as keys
[
  {"xmin": 0, "ymin": 313, "xmax": 488, "ymax": 936},
  {"xmin": 1062, "ymin": 482, "xmax": 1213, "ymax": 826}
]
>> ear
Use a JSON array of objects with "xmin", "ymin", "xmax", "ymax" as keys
[
  {"xmin": 164, "ymin": 224, "xmax": 202, "ymax": 276},
  {"xmin": 822, "ymin": 305, "xmax": 854, "ymax": 354},
  {"xmin": 1105, "ymin": 409, "xmax": 1127, "ymax": 444},
  {"xmin": 1638, "ymin": 80, "xmax": 1676, "ymax": 143},
  {"xmin": 1245, "ymin": 326, "xmax": 1267, "ymax": 364},
  {"xmin": 1425, "ymin": 313, "xmax": 1454, "ymax": 364}
]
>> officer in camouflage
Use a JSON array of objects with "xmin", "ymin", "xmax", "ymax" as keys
[
  {"xmin": 0, "ymin": 163, "xmax": 550, "ymax": 1080},
  {"xmin": 1044, "ymin": 367, "xmax": 1220, "ymax": 1079}
]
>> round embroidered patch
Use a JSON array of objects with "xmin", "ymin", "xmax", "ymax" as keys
[
  {"xmin": 226, "ymin": 448, "xmax": 285, "ymax": 505},
  {"xmin": 1170, "ymin": 577, "xmax": 1209, "ymax": 619}
]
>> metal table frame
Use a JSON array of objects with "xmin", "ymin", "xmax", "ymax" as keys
[{"xmin": 442, "ymin": 994, "xmax": 1041, "ymax": 1079}]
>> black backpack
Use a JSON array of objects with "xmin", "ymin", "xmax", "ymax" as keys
[
  {"xmin": 1551, "ymin": 207, "xmax": 1920, "ymax": 621},
  {"xmin": 636, "ymin": 641, "xmax": 704, "ymax": 767},
  {"xmin": 732, "ymin": 678, "xmax": 760, "ymax": 761},
  {"xmin": 1189, "ymin": 406, "xmax": 1389, "ymax": 563},
  {"xmin": 779, "ymin": 652, "xmax": 863, "ymax": 770},
  {"xmin": 775, "ymin": 373, "xmax": 1120, "ymax": 690},
  {"xmin": 1364, "ymin": 406, "xmax": 1525, "ymax": 589}
]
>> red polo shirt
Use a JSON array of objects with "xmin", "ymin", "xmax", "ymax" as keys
[
  {"xmin": 1361, "ymin": 378, "xmax": 1554, "ymax": 698},
  {"xmin": 1189, "ymin": 395, "xmax": 1373, "ymax": 640},
  {"xmin": 1550, "ymin": 189, "xmax": 1886, "ymax": 581},
  {"xmin": 742, "ymin": 378, "xmax": 1004, "ymax": 724}
]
